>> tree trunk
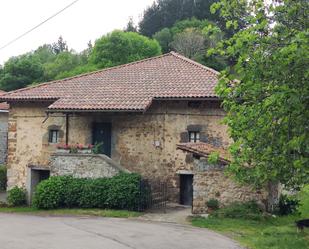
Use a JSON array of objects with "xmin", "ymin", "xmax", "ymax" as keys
[{"xmin": 266, "ymin": 181, "xmax": 280, "ymax": 213}]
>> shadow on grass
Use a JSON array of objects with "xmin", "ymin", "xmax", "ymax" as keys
[{"xmin": 0, "ymin": 207, "xmax": 141, "ymax": 218}]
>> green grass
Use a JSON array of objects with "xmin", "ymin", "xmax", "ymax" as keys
[
  {"xmin": 0, "ymin": 207, "xmax": 141, "ymax": 218},
  {"xmin": 192, "ymin": 186, "xmax": 309, "ymax": 249}
]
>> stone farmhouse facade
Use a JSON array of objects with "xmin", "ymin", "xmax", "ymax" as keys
[{"xmin": 0, "ymin": 52, "xmax": 267, "ymax": 212}]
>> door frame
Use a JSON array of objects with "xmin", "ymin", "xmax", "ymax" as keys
[
  {"xmin": 92, "ymin": 122, "xmax": 112, "ymax": 157},
  {"xmin": 179, "ymin": 172, "xmax": 194, "ymax": 206}
]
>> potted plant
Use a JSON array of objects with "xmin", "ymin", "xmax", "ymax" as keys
[
  {"xmin": 206, "ymin": 198, "xmax": 219, "ymax": 213},
  {"xmin": 56, "ymin": 144, "xmax": 70, "ymax": 153},
  {"xmin": 77, "ymin": 144, "xmax": 93, "ymax": 154}
]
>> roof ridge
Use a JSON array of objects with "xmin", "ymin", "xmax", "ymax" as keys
[
  {"xmin": 5, "ymin": 53, "xmax": 172, "ymax": 96},
  {"xmin": 169, "ymin": 51, "xmax": 220, "ymax": 75}
]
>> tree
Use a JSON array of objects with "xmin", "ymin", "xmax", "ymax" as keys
[
  {"xmin": 139, "ymin": 0, "xmax": 222, "ymax": 37},
  {"xmin": 32, "ymin": 44, "xmax": 56, "ymax": 64},
  {"xmin": 210, "ymin": 0, "xmax": 250, "ymax": 37},
  {"xmin": 153, "ymin": 28, "xmax": 173, "ymax": 53},
  {"xmin": 89, "ymin": 30, "xmax": 162, "ymax": 68},
  {"xmin": 214, "ymin": 0, "xmax": 309, "ymax": 193},
  {"xmin": 44, "ymin": 51, "xmax": 84, "ymax": 80},
  {"xmin": 124, "ymin": 17, "xmax": 137, "ymax": 32},
  {"xmin": 153, "ymin": 18, "xmax": 228, "ymax": 70},
  {"xmin": 52, "ymin": 36, "xmax": 68, "ymax": 55},
  {"xmin": 0, "ymin": 55, "xmax": 44, "ymax": 91},
  {"xmin": 171, "ymin": 28, "xmax": 205, "ymax": 59}
]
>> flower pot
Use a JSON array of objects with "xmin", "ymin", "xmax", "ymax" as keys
[
  {"xmin": 56, "ymin": 148, "xmax": 70, "ymax": 153},
  {"xmin": 77, "ymin": 149, "xmax": 92, "ymax": 154}
]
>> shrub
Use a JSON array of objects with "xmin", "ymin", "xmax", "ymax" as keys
[
  {"xmin": 212, "ymin": 201, "xmax": 263, "ymax": 220},
  {"xmin": 206, "ymin": 199, "xmax": 219, "ymax": 210},
  {"xmin": 33, "ymin": 173, "xmax": 142, "ymax": 210},
  {"xmin": 7, "ymin": 186, "xmax": 27, "ymax": 206},
  {"xmin": 0, "ymin": 165, "xmax": 7, "ymax": 191},
  {"xmin": 274, "ymin": 194, "xmax": 300, "ymax": 216},
  {"xmin": 78, "ymin": 178, "xmax": 110, "ymax": 208},
  {"xmin": 63, "ymin": 177, "xmax": 86, "ymax": 208},
  {"xmin": 32, "ymin": 176, "xmax": 70, "ymax": 209}
]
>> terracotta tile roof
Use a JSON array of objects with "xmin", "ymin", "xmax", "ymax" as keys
[
  {"xmin": 0, "ymin": 52, "xmax": 219, "ymax": 111},
  {"xmin": 177, "ymin": 142, "xmax": 230, "ymax": 164},
  {"xmin": 0, "ymin": 90, "xmax": 9, "ymax": 111}
]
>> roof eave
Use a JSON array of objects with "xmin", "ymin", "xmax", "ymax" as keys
[{"xmin": 46, "ymin": 108, "xmax": 145, "ymax": 113}]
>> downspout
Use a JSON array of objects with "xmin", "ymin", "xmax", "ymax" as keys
[{"xmin": 65, "ymin": 113, "xmax": 69, "ymax": 145}]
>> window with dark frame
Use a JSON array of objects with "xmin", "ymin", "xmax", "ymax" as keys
[
  {"xmin": 49, "ymin": 130, "xmax": 59, "ymax": 143},
  {"xmin": 189, "ymin": 131, "xmax": 200, "ymax": 143}
]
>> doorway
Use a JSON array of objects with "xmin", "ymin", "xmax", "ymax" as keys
[
  {"xmin": 179, "ymin": 174, "xmax": 193, "ymax": 206},
  {"xmin": 27, "ymin": 168, "xmax": 50, "ymax": 203},
  {"xmin": 92, "ymin": 123, "xmax": 112, "ymax": 157}
]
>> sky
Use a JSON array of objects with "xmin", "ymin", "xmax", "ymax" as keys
[{"xmin": 0, "ymin": 0, "xmax": 154, "ymax": 64}]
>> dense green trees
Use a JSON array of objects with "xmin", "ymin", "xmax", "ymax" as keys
[
  {"xmin": 153, "ymin": 18, "xmax": 227, "ymax": 70},
  {"xmin": 214, "ymin": 0, "xmax": 309, "ymax": 189},
  {"xmin": 139, "ymin": 0, "xmax": 221, "ymax": 37},
  {"xmin": 0, "ymin": 55, "xmax": 44, "ymax": 91},
  {"xmin": 0, "ymin": 32, "xmax": 161, "ymax": 90},
  {"xmin": 90, "ymin": 30, "xmax": 161, "ymax": 68}
]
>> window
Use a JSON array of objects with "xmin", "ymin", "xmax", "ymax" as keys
[
  {"xmin": 189, "ymin": 131, "xmax": 200, "ymax": 143},
  {"xmin": 49, "ymin": 130, "xmax": 59, "ymax": 143}
]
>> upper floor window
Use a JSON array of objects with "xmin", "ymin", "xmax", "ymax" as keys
[
  {"xmin": 189, "ymin": 131, "xmax": 200, "ymax": 143},
  {"xmin": 49, "ymin": 130, "xmax": 59, "ymax": 143}
]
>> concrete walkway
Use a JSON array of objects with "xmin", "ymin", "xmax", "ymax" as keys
[
  {"xmin": 0, "ymin": 213, "xmax": 242, "ymax": 249},
  {"xmin": 138, "ymin": 203, "xmax": 192, "ymax": 225}
]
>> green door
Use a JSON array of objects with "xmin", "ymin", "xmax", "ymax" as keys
[{"xmin": 92, "ymin": 123, "xmax": 112, "ymax": 157}]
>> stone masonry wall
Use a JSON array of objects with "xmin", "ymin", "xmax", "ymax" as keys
[
  {"xmin": 50, "ymin": 153, "xmax": 127, "ymax": 178},
  {"xmin": 7, "ymin": 100, "xmax": 230, "ymax": 202},
  {"xmin": 0, "ymin": 113, "xmax": 8, "ymax": 164},
  {"xmin": 192, "ymin": 158, "xmax": 267, "ymax": 214},
  {"xmin": 7, "ymin": 102, "xmax": 66, "ymax": 188}
]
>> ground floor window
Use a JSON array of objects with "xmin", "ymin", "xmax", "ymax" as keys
[
  {"xmin": 189, "ymin": 131, "xmax": 200, "ymax": 143},
  {"xmin": 49, "ymin": 130, "xmax": 59, "ymax": 143}
]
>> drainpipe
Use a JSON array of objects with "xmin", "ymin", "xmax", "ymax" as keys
[{"xmin": 65, "ymin": 113, "xmax": 69, "ymax": 145}]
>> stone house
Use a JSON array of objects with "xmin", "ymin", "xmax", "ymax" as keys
[{"xmin": 0, "ymin": 52, "xmax": 267, "ymax": 212}]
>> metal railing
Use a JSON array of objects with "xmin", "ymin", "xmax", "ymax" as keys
[{"xmin": 136, "ymin": 179, "xmax": 168, "ymax": 212}]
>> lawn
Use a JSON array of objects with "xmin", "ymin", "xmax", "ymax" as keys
[
  {"xmin": 192, "ymin": 186, "xmax": 309, "ymax": 249},
  {"xmin": 0, "ymin": 207, "xmax": 141, "ymax": 218}
]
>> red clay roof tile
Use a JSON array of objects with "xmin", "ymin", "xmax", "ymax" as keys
[
  {"xmin": 0, "ymin": 90, "xmax": 9, "ymax": 111},
  {"xmin": 0, "ymin": 52, "xmax": 219, "ymax": 111},
  {"xmin": 177, "ymin": 142, "xmax": 230, "ymax": 164}
]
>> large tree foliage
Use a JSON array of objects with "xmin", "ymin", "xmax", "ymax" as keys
[
  {"xmin": 52, "ymin": 36, "xmax": 69, "ymax": 55},
  {"xmin": 90, "ymin": 30, "xmax": 161, "ymax": 68},
  {"xmin": 0, "ymin": 36, "xmax": 93, "ymax": 90},
  {"xmin": 139, "ymin": 0, "xmax": 221, "ymax": 37},
  {"xmin": 0, "ymin": 55, "xmax": 44, "ymax": 91},
  {"xmin": 215, "ymin": 0, "xmax": 309, "ymax": 189},
  {"xmin": 153, "ymin": 18, "xmax": 228, "ymax": 70},
  {"xmin": 170, "ymin": 28, "xmax": 205, "ymax": 59}
]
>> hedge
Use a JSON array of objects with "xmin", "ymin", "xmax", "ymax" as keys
[
  {"xmin": 0, "ymin": 165, "xmax": 7, "ymax": 191},
  {"xmin": 32, "ymin": 173, "xmax": 142, "ymax": 210},
  {"xmin": 7, "ymin": 186, "xmax": 27, "ymax": 206}
]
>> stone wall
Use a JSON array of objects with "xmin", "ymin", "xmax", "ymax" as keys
[
  {"xmin": 0, "ymin": 112, "xmax": 8, "ymax": 164},
  {"xmin": 192, "ymin": 158, "xmax": 267, "ymax": 214},
  {"xmin": 7, "ymin": 102, "xmax": 65, "ymax": 188},
  {"xmin": 7, "ymin": 100, "xmax": 230, "ymax": 202},
  {"xmin": 50, "ymin": 153, "xmax": 128, "ymax": 178}
]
